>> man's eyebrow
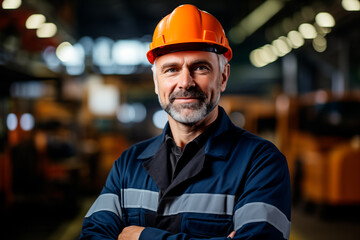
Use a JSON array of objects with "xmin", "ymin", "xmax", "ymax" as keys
[
  {"xmin": 160, "ymin": 62, "xmax": 180, "ymax": 72},
  {"xmin": 159, "ymin": 59, "xmax": 214, "ymax": 72},
  {"xmin": 190, "ymin": 59, "xmax": 214, "ymax": 69}
]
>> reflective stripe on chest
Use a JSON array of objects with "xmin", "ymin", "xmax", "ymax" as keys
[{"xmin": 121, "ymin": 188, "xmax": 235, "ymax": 216}]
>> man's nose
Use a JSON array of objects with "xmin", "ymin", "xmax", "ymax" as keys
[{"xmin": 178, "ymin": 69, "xmax": 195, "ymax": 89}]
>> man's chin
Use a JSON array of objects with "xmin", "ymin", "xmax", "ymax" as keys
[{"xmin": 168, "ymin": 107, "xmax": 207, "ymax": 124}]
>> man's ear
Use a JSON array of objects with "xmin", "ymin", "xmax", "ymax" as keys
[{"xmin": 220, "ymin": 63, "xmax": 230, "ymax": 93}]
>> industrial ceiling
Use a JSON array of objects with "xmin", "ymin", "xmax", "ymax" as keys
[{"xmin": 0, "ymin": 0, "xmax": 359, "ymax": 93}]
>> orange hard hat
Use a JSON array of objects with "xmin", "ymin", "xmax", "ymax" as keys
[{"xmin": 147, "ymin": 4, "xmax": 232, "ymax": 64}]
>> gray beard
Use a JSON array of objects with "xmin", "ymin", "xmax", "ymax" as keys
[{"xmin": 158, "ymin": 88, "xmax": 220, "ymax": 125}]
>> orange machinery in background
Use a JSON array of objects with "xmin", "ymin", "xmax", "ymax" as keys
[
  {"xmin": 221, "ymin": 91, "xmax": 360, "ymax": 206},
  {"xmin": 276, "ymin": 90, "xmax": 360, "ymax": 206}
]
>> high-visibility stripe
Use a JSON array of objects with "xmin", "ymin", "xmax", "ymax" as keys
[
  {"xmin": 121, "ymin": 189, "xmax": 235, "ymax": 216},
  {"xmin": 162, "ymin": 193, "xmax": 235, "ymax": 216},
  {"xmin": 121, "ymin": 188, "xmax": 159, "ymax": 212},
  {"xmin": 234, "ymin": 202, "xmax": 291, "ymax": 240},
  {"xmin": 85, "ymin": 193, "xmax": 122, "ymax": 219},
  {"xmin": 86, "ymin": 189, "xmax": 291, "ymax": 240}
]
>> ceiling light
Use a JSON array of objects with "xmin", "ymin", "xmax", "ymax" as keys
[
  {"xmin": 229, "ymin": 0, "xmax": 286, "ymax": 44},
  {"xmin": 113, "ymin": 40, "xmax": 144, "ymax": 65},
  {"xmin": 56, "ymin": 42, "xmax": 74, "ymax": 62},
  {"xmin": 287, "ymin": 30, "xmax": 304, "ymax": 48},
  {"xmin": 315, "ymin": 12, "xmax": 335, "ymax": 28},
  {"xmin": 298, "ymin": 23, "xmax": 317, "ymax": 39},
  {"xmin": 250, "ymin": 49, "xmax": 268, "ymax": 68},
  {"xmin": 6, "ymin": 113, "xmax": 18, "ymax": 131},
  {"xmin": 316, "ymin": 26, "xmax": 332, "ymax": 36},
  {"xmin": 313, "ymin": 35, "xmax": 327, "ymax": 52},
  {"xmin": 272, "ymin": 36, "xmax": 292, "ymax": 56},
  {"xmin": 20, "ymin": 113, "xmax": 35, "ymax": 131},
  {"xmin": 36, "ymin": 22, "xmax": 57, "ymax": 38},
  {"xmin": 25, "ymin": 14, "xmax": 46, "ymax": 29},
  {"xmin": 153, "ymin": 110, "xmax": 168, "ymax": 129},
  {"xmin": 2, "ymin": 0, "xmax": 21, "ymax": 9},
  {"xmin": 260, "ymin": 44, "xmax": 278, "ymax": 63},
  {"xmin": 88, "ymin": 82, "xmax": 120, "ymax": 116},
  {"xmin": 342, "ymin": 0, "xmax": 360, "ymax": 11}
]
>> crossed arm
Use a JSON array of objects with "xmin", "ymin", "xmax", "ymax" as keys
[{"xmin": 118, "ymin": 226, "xmax": 236, "ymax": 240}]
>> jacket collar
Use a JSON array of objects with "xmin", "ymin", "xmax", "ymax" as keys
[
  {"xmin": 137, "ymin": 123, "xmax": 169, "ymax": 160},
  {"xmin": 137, "ymin": 106, "xmax": 237, "ymax": 161}
]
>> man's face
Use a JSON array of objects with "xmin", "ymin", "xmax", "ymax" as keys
[{"xmin": 153, "ymin": 51, "xmax": 229, "ymax": 125}]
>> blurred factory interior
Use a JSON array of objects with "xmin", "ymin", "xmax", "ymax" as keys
[{"xmin": 1, "ymin": 0, "xmax": 360, "ymax": 239}]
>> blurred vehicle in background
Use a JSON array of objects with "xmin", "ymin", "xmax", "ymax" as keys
[
  {"xmin": 279, "ymin": 90, "xmax": 360, "ymax": 208},
  {"xmin": 221, "ymin": 90, "xmax": 360, "ymax": 209}
]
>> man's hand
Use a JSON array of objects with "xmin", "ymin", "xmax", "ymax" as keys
[
  {"xmin": 118, "ymin": 226, "xmax": 145, "ymax": 240},
  {"xmin": 227, "ymin": 231, "xmax": 236, "ymax": 238}
]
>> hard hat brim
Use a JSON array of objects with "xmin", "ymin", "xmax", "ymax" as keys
[{"xmin": 147, "ymin": 42, "xmax": 229, "ymax": 64}]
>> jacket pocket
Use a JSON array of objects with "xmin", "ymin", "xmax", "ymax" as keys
[{"xmin": 184, "ymin": 216, "xmax": 232, "ymax": 238}]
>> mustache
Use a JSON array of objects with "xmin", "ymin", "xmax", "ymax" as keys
[{"xmin": 169, "ymin": 88, "xmax": 206, "ymax": 103}]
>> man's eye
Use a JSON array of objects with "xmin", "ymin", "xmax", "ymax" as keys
[
  {"xmin": 165, "ymin": 68, "xmax": 177, "ymax": 73},
  {"xmin": 195, "ymin": 65, "xmax": 209, "ymax": 71}
]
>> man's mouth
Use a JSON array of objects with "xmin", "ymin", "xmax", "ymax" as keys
[
  {"xmin": 169, "ymin": 89, "xmax": 206, "ymax": 103},
  {"xmin": 173, "ymin": 97, "xmax": 199, "ymax": 103}
]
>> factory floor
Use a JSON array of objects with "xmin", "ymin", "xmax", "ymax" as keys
[{"xmin": 1, "ymin": 196, "xmax": 360, "ymax": 240}]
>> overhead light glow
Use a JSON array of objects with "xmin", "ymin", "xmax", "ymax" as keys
[
  {"xmin": 298, "ymin": 23, "xmax": 317, "ymax": 39},
  {"xmin": 20, "ymin": 113, "xmax": 35, "ymax": 131},
  {"xmin": 117, "ymin": 103, "xmax": 147, "ymax": 123},
  {"xmin": 36, "ymin": 22, "xmax": 57, "ymax": 38},
  {"xmin": 250, "ymin": 49, "xmax": 267, "ymax": 68},
  {"xmin": 153, "ymin": 110, "xmax": 168, "ymax": 129},
  {"xmin": 88, "ymin": 80, "xmax": 120, "ymax": 116},
  {"xmin": 7, "ymin": 113, "xmax": 18, "ymax": 131},
  {"xmin": 316, "ymin": 26, "xmax": 332, "ymax": 36},
  {"xmin": 26, "ymin": 14, "xmax": 46, "ymax": 29},
  {"xmin": 43, "ymin": 46, "xmax": 61, "ymax": 71},
  {"xmin": 287, "ymin": 30, "xmax": 304, "ymax": 48},
  {"xmin": 260, "ymin": 44, "xmax": 278, "ymax": 63},
  {"xmin": 272, "ymin": 36, "xmax": 292, "ymax": 56},
  {"xmin": 2, "ymin": 0, "xmax": 21, "ymax": 9},
  {"xmin": 229, "ymin": 0, "xmax": 285, "ymax": 44},
  {"xmin": 63, "ymin": 43, "xmax": 85, "ymax": 75},
  {"xmin": 56, "ymin": 42, "xmax": 74, "ymax": 62},
  {"xmin": 342, "ymin": 0, "xmax": 360, "ymax": 11},
  {"xmin": 315, "ymin": 12, "xmax": 335, "ymax": 28},
  {"xmin": 113, "ymin": 40, "xmax": 143, "ymax": 65},
  {"xmin": 93, "ymin": 37, "xmax": 114, "ymax": 67},
  {"xmin": 313, "ymin": 35, "xmax": 327, "ymax": 52}
]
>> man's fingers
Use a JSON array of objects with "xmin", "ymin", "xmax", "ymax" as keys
[
  {"xmin": 227, "ymin": 231, "xmax": 236, "ymax": 238},
  {"xmin": 118, "ymin": 226, "xmax": 145, "ymax": 240}
]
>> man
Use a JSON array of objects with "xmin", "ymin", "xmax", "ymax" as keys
[{"xmin": 80, "ymin": 4, "xmax": 291, "ymax": 240}]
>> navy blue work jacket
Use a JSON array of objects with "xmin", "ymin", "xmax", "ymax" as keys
[{"xmin": 80, "ymin": 107, "xmax": 291, "ymax": 240}]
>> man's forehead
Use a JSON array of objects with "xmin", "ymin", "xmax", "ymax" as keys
[{"xmin": 156, "ymin": 51, "xmax": 218, "ymax": 66}]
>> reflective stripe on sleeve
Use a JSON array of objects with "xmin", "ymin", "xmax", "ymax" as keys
[
  {"xmin": 163, "ymin": 193, "xmax": 235, "ymax": 216},
  {"xmin": 121, "ymin": 188, "xmax": 159, "ymax": 212},
  {"xmin": 234, "ymin": 202, "xmax": 291, "ymax": 239},
  {"xmin": 85, "ymin": 193, "xmax": 122, "ymax": 219}
]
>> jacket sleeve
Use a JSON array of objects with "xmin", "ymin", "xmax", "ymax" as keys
[
  {"xmin": 232, "ymin": 142, "xmax": 291, "ymax": 239},
  {"xmin": 139, "ymin": 142, "xmax": 291, "ymax": 240},
  {"xmin": 79, "ymin": 160, "xmax": 125, "ymax": 240}
]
